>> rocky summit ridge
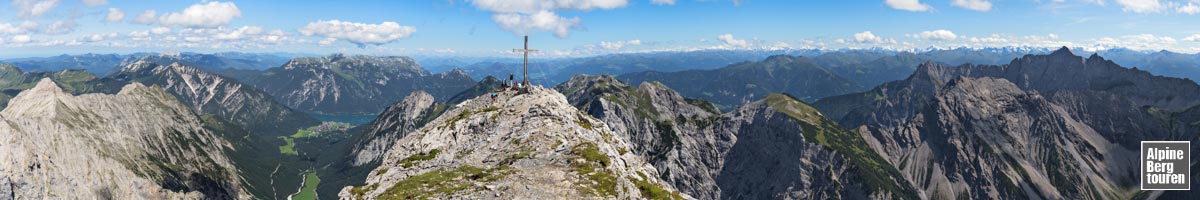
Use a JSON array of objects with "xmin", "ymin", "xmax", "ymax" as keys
[{"xmin": 339, "ymin": 85, "xmax": 686, "ymax": 199}]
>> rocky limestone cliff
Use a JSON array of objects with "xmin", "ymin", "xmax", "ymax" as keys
[
  {"xmin": 557, "ymin": 75, "xmax": 917, "ymax": 199},
  {"xmin": 351, "ymin": 91, "xmax": 441, "ymax": 166},
  {"xmin": 111, "ymin": 60, "xmax": 319, "ymax": 136},
  {"xmin": 556, "ymin": 75, "xmax": 726, "ymax": 199},
  {"xmin": 340, "ymin": 85, "xmax": 685, "ymax": 199},
  {"xmin": 0, "ymin": 78, "xmax": 248, "ymax": 199}
]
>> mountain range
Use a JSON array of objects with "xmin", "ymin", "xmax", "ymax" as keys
[
  {"xmin": 814, "ymin": 47, "xmax": 1200, "ymax": 199},
  {"xmin": 239, "ymin": 54, "xmax": 476, "ymax": 115},
  {"xmin": 3, "ymin": 47, "xmax": 1200, "ymax": 199}
]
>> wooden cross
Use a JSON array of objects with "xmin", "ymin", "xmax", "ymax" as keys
[{"xmin": 512, "ymin": 36, "xmax": 537, "ymax": 85}]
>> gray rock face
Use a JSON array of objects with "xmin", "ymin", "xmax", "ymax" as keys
[
  {"xmin": 111, "ymin": 60, "xmax": 319, "ymax": 136},
  {"xmin": 0, "ymin": 78, "xmax": 248, "ymax": 199},
  {"xmin": 351, "ymin": 91, "xmax": 439, "ymax": 165},
  {"xmin": 556, "ymin": 75, "xmax": 917, "ymax": 199},
  {"xmin": 340, "ymin": 85, "xmax": 684, "ymax": 199},
  {"xmin": 556, "ymin": 75, "xmax": 726, "ymax": 199},
  {"xmin": 250, "ymin": 54, "xmax": 475, "ymax": 115},
  {"xmin": 814, "ymin": 48, "xmax": 1200, "ymax": 199}
]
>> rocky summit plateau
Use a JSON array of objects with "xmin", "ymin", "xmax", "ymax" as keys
[{"xmin": 339, "ymin": 85, "xmax": 685, "ymax": 199}]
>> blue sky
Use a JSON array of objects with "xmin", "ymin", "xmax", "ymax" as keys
[{"xmin": 1, "ymin": 0, "xmax": 1199, "ymax": 58}]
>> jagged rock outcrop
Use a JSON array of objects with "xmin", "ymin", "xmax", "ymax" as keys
[
  {"xmin": 249, "ymin": 54, "xmax": 475, "ymax": 115},
  {"xmin": 556, "ymin": 75, "xmax": 726, "ymax": 199},
  {"xmin": 110, "ymin": 60, "xmax": 319, "ymax": 136},
  {"xmin": 351, "ymin": 91, "xmax": 441, "ymax": 166},
  {"xmin": 813, "ymin": 47, "xmax": 1200, "ymax": 199},
  {"xmin": 0, "ymin": 78, "xmax": 249, "ymax": 199},
  {"xmin": 340, "ymin": 86, "xmax": 685, "ymax": 199},
  {"xmin": 557, "ymin": 75, "xmax": 918, "ymax": 199}
]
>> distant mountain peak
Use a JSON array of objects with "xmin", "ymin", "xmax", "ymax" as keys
[
  {"xmin": 1050, "ymin": 46, "xmax": 1075, "ymax": 57},
  {"xmin": 25, "ymin": 78, "xmax": 66, "ymax": 97}
]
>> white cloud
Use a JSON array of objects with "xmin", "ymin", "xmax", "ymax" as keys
[
  {"xmin": 150, "ymin": 27, "xmax": 171, "ymax": 34},
  {"xmin": 651, "ymin": 0, "xmax": 676, "ymax": 5},
  {"xmin": 213, "ymin": 26, "xmax": 263, "ymax": 40},
  {"xmin": 1182, "ymin": 34, "xmax": 1200, "ymax": 42},
  {"xmin": 128, "ymin": 30, "xmax": 149, "ymax": 37},
  {"xmin": 82, "ymin": 32, "xmax": 117, "ymax": 42},
  {"xmin": 0, "ymin": 23, "xmax": 33, "ymax": 35},
  {"xmin": 952, "ymin": 0, "xmax": 992, "ymax": 11},
  {"xmin": 1179, "ymin": 3, "xmax": 1200, "ymax": 14},
  {"xmin": 854, "ymin": 31, "xmax": 885, "ymax": 43},
  {"xmin": 318, "ymin": 38, "xmax": 337, "ymax": 46},
  {"xmin": 156, "ymin": 1, "xmax": 242, "ymax": 28},
  {"xmin": 105, "ymin": 8, "xmax": 125, "ymax": 22},
  {"xmin": 492, "ymin": 10, "xmax": 580, "ymax": 38},
  {"xmin": 1115, "ymin": 0, "xmax": 1165, "ymax": 13},
  {"xmin": 13, "ymin": 0, "xmax": 60, "ymax": 18},
  {"xmin": 598, "ymin": 39, "xmax": 641, "ymax": 50},
  {"xmin": 11, "ymin": 35, "xmax": 32, "ymax": 44},
  {"xmin": 41, "ymin": 20, "xmax": 75, "ymax": 34},
  {"xmin": 911, "ymin": 29, "xmax": 958, "ymax": 41},
  {"xmin": 718, "ymin": 34, "xmax": 749, "ymax": 48},
  {"xmin": 298, "ymin": 20, "xmax": 416, "ymax": 47},
  {"xmin": 467, "ymin": 0, "xmax": 628, "ymax": 38},
  {"xmin": 885, "ymin": 0, "xmax": 931, "ymax": 12},
  {"xmin": 133, "ymin": 10, "xmax": 157, "ymax": 24},
  {"xmin": 1088, "ymin": 34, "xmax": 1177, "ymax": 50},
  {"xmin": 81, "ymin": 0, "xmax": 106, "ymax": 7},
  {"xmin": 467, "ymin": 0, "xmax": 628, "ymax": 14}
]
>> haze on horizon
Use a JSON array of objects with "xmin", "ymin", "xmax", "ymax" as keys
[{"xmin": 1, "ymin": 0, "xmax": 1199, "ymax": 58}]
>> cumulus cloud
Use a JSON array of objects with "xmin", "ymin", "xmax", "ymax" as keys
[
  {"xmin": 41, "ymin": 20, "xmax": 76, "ymax": 34},
  {"xmin": 1115, "ymin": 0, "xmax": 1165, "ymax": 13},
  {"xmin": 1183, "ymin": 34, "xmax": 1200, "ymax": 42},
  {"xmin": 911, "ymin": 29, "xmax": 958, "ymax": 41},
  {"xmin": 718, "ymin": 34, "xmax": 749, "ymax": 48},
  {"xmin": 156, "ymin": 1, "xmax": 242, "ymax": 28},
  {"xmin": 651, "ymin": 0, "xmax": 676, "ymax": 5},
  {"xmin": 150, "ymin": 27, "xmax": 171, "ymax": 34},
  {"xmin": 0, "ymin": 23, "xmax": 33, "ymax": 35},
  {"xmin": 13, "ymin": 0, "xmax": 60, "ymax": 18},
  {"xmin": 1087, "ymin": 34, "xmax": 1177, "ymax": 50},
  {"xmin": 1179, "ymin": 3, "xmax": 1200, "ymax": 14},
  {"xmin": 10, "ymin": 35, "xmax": 33, "ymax": 44},
  {"xmin": 468, "ymin": 0, "xmax": 627, "ymax": 14},
  {"xmin": 492, "ymin": 10, "xmax": 580, "ymax": 38},
  {"xmin": 298, "ymin": 20, "xmax": 416, "ymax": 47},
  {"xmin": 467, "ymin": 0, "xmax": 628, "ymax": 38},
  {"xmin": 81, "ymin": 0, "xmax": 106, "ymax": 7},
  {"xmin": 82, "ymin": 32, "xmax": 117, "ymax": 42},
  {"xmin": 598, "ymin": 39, "xmax": 641, "ymax": 50},
  {"xmin": 133, "ymin": 10, "xmax": 157, "ymax": 24},
  {"xmin": 854, "ymin": 31, "xmax": 886, "ymax": 43},
  {"xmin": 213, "ymin": 26, "xmax": 263, "ymax": 40},
  {"xmin": 885, "ymin": 0, "xmax": 931, "ymax": 12},
  {"xmin": 952, "ymin": 0, "xmax": 992, "ymax": 11},
  {"xmin": 105, "ymin": 8, "xmax": 125, "ymax": 22}
]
